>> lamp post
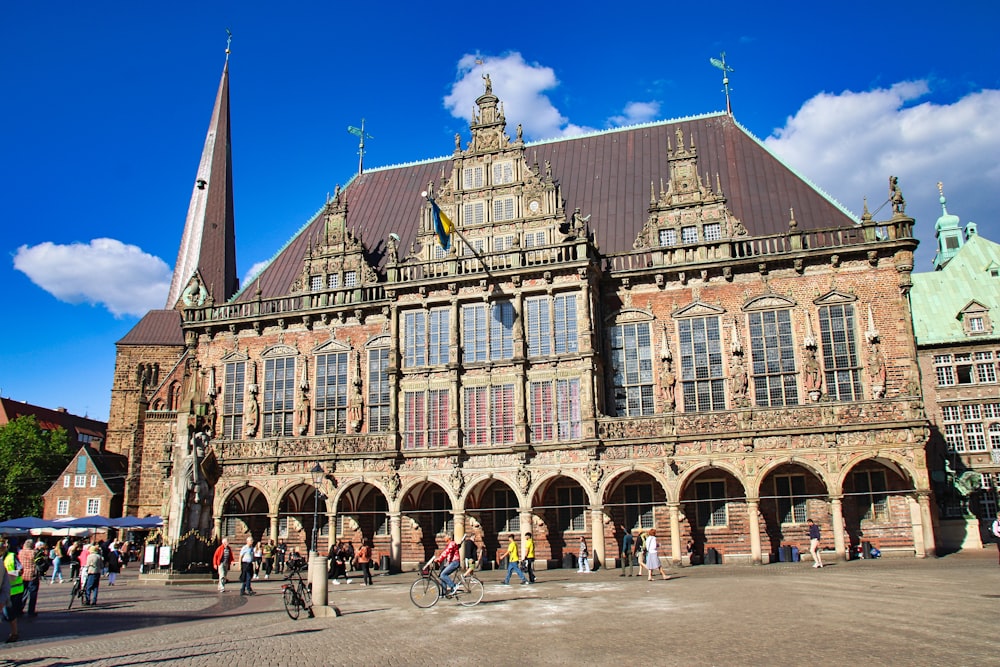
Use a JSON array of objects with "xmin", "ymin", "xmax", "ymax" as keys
[{"xmin": 310, "ymin": 462, "xmax": 324, "ymax": 556}]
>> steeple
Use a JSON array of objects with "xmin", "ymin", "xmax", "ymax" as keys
[
  {"xmin": 932, "ymin": 181, "xmax": 963, "ymax": 271},
  {"xmin": 166, "ymin": 58, "xmax": 238, "ymax": 308}
]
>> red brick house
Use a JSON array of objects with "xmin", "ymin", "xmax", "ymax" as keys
[{"xmin": 41, "ymin": 445, "xmax": 127, "ymax": 520}]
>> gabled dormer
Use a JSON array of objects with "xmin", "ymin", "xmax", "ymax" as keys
[
  {"xmin": 634, "ymin": 127, "xmax": 745, "ymax": 250},
  {"xmin": 412, "ymin": 76, "xmax": 567, "ymax": 263},
  {"xmin": 959, "ymin": 300, "xmax": 992, "ymax": 336}
]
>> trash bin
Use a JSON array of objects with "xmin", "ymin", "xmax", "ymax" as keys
[
  {"xmin": 861, "ymin": 541, "xmax": 873, "ymax": 559},
  {"xmin": 791, "ymin": 546, "xmax": 800, "ymax": 562},
  {"xmin": 562, "ymin": 553, "xmax": 576, "ymax": 569},
  {"xmin": 705, "ymin": 547, "xmax": 719, "ymax": 565},
  {"xmin": 380, "ymin": 555, "xmax": 391, "ymax": 573}
]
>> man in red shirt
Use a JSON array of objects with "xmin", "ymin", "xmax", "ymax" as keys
[
  {"xmin": 436, "ymin": 537, "xmax": 461, "ymax": 596},
  {"xmin": 212, "ymin": 538, "xmax": 236, "ymax": 593},
  {"xmin": 16, "ymin": 540, "xmax": 39, "ymax": 617}
]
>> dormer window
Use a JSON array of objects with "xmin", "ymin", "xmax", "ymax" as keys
[
  {"xmin": 970, "ymin": 317, "xmax": 985, "ymax": 332},
  {"xmin": 493, "ymin": 161, "xmax": 514, "ymax": 185},
  {"xmin": 493, "ymin": 196, "xmax": 515, "ymax": 222},
  {"xmin": 310, "ymin": 276, "xmax": 322, "ymax": 291},
  {"xmin": 681, "ymin": 226, "xmax": 698, "ymax": 244},
  {"xmin": 659, "ymin": 229, "xmax": 677, "ymax": 247},
  {"xmin": 463, "ymin": 201, "xmax": 485, "ymax": 226},
  {"xmin": 960, "ymin": 301, "xmax": 993, "ymax": 336},
  {"xmin": 328, "ymin": 274, "xmax": 340, "ymax": 289},
  {"xmin": 463, "ymin": 166, "xmax": 484, "ymax": 189},
  {"xmin": 704, "ymin": 223, "xmax": 722, "ymax": 242}
]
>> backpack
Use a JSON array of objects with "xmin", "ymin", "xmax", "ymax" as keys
[{"xmin": 34, "ymin": 551, "xmax": 51, "ymax": 576}]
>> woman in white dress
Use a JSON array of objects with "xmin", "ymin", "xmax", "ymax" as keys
[{"xmin": 644, "ymin": 528, "xmax": 671, "ymax": 581}]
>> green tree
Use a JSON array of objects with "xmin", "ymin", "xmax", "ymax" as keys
[{"xmin": 0, "ymin": 415, "xmax": 73, "ymax": 520}]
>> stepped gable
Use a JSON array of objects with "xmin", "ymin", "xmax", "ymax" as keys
[
  {"xmin": 235, "ymin": 112, "xmax": 855, "ymax": 302},
  {"xmin": 116, "ymin": 309, "xmax": 184, "ymax": 346}
]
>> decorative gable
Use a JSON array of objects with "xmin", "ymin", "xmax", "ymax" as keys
[
  {"xmin": 743, "ymin": 294, "xmax": 797, "ymax": 311},
  {"xmin": 813, "ymin": 290, "xmax": 857, "ymax": 306},
  {"xmin": 959, "ymin": 300, "xmax": 992, "ymax": 336},
  {"xmin": 672, "ymin": 301, "xmax": 726, "ymax": 318}
]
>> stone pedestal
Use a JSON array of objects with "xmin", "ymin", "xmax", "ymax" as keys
[{"xmin": 936, "ymin": 518, "xmax": 984, "ymax": 552}]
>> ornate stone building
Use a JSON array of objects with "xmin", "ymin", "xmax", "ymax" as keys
[
  {"xmin": 911, "ymin": 188, "xmax": 1000, "ymax": 550},
  {"xmin": 106, "ymin": 62, "xmax": 934, "ymax": 570}
]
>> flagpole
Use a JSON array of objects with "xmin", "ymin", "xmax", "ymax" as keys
[{"xmin": 421, "ymin": 192, "xmax": 493, "ymax": 280}]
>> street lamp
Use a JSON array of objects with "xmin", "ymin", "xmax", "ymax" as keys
[{"xmin": 310, "ymin": 462, "xmax": 324, "ymax": 555}]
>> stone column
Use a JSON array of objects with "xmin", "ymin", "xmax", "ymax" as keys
[
  {"xmin": 746, "ymin": 498, "xmax": 762, "ymax": 565},
  {"xmin": 326, "ymin": 511, "xmax": 337, "ymax": 554},
  {"xmin": 830, "ymin": 496, "xmax": 847, "ymax": 561},
  {"xmin": 269, "ymin": 514, "xmax": 278, "ymax": 544},
  {"xmin": 454, "ymin": 511, "xmax": 466, "ymax": 541},
  {"xmin": 590, "ymin": 508, "xmax": 604, "ymax": 570},
  {"xmin": 914, "ymin": 491, "xmax": 935, "ymax": 558},
  {"xmin": 213, "ymin": 514, "xmax": 222, "ymax": 541},
  {"xmin": 390, "ymin": 512, "xmax": 402, "ymax": 573},
  {"xmin": 518, "ymin": 509, "xmax": 532, "ymax": 544},
  {"xmin": 668, "ymin": 503, "xmax": 682, "ymax": 565}
]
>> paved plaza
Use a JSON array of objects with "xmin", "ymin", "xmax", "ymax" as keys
[{"xmin": 1, "ymin": 551, "xmax": 997, "ymax": 666}]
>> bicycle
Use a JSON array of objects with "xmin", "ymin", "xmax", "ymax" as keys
[
  {"xmin": 409, "ymin": 557, "xmax": 484, "ymax": 608},
  {"xmin": 281, "ymin": 558, "xmax": 314, "ymax": 620},
  {"xmin": 67, "ymin": 575, "xmax": 84, "ymax": 610}
]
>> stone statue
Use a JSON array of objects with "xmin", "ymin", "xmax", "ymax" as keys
[
  {"xmin": 454, "ymin": 133, "xmax": 461, "ymax": 151},
  {"xmin": 386, "ymin": 234, "xmax": 399, "ymax": 265},
  {"xmin": 802, "ymin": 347, "xmax": 822, "ymax": 400},
  {"xmin": 889, "ymin": 176, "xmax": 906, "ymax": 215},
  {"xmin": 349, "ymin": 353, "xmax": 364, "ymax": 433},
  {"xmin": 169, "ymin": 428, "xmax": 212, "ymax": 541},
  {"xmin": 385, "ymin": 471, "xmax": 401, "ymax": 500},
  {"xmin": 516, "ymin": 124, "xmax": 523, "ymax": 141},
  {"xmin": 245, "ymin": 393, "xmax": 259, "ymax": 437},
  {"xmin": 516, "ymin": 467, "xmax": 531, "ymax": 494},
  {"xmin": 482, "ymin": 72, "xmax": 492, "ymax": 95},
  {"xmin": 297, "ymin": 388, "xmax": 311, "ymax": 436},
  {"xmin": 661, "ymin": 358, "xmax": 676, "ymax": 411},
  {"xmin": 868, "ymin": 345, "xmax": 887, "ymax": 399},
  {"xmin": 730, "ymin": 353, "xmax": 749, "ymax": 406}
]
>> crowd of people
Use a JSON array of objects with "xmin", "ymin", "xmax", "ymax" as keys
[{"xmin": 0, "ymin": 535, "xmax": 135, "ymax": 643}]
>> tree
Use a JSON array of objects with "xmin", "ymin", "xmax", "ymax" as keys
[{"xmin": 0, "ymin": 415, "xmax": 72, "ymax": 520}]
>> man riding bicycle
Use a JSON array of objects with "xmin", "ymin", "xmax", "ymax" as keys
[{"xmin": 436, "ymin": 536, "xmax": 462, "ymax": 596}]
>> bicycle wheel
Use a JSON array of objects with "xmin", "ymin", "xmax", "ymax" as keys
[
  {"xmin": 409, "ymin": 576, "xmax": 440, "ymax": 608},
  {"xmin": 299, "ymin": 582, "xmax": 314, "ymax": 618},
  {"xmin": 68, "ymin": 579, "xmax": 81, "ymax": 610},
  {"xmin": 455, "ymin": 576, "xmax": 484, "ymax": 607},
  {"xmin": 283, "ymin": 586, "xmax": 301, "ymax": 620}
]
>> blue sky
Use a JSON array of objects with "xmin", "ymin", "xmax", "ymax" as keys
[{"xmin": 2, "ymin": 1, "xmax": 998, "ymax": 422}]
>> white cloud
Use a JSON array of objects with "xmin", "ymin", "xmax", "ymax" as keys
[
  {"xmin": 242, "ymin": 260, "xmax": 270, "ymax": 286},
  {"xmin": 609, "ymin": 101, "xmax": 661, "ymax": 126},
  {"xmin": 765, "ymin": 83, "xmax": 1000, "ymax": 270},
  {"xmin": 13, "ymin": 238, "xmax": 171, "ymax": 317},
  {"xmin": 444, "ymin": 53, "xmax": 597, "ymax": 141}
]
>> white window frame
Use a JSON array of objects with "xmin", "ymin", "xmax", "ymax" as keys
[
  {"xmin": 75, "ymin": 475, "xmax": 86, "ymax": 488},
  {"xmin": 703, "ymin": 222, "xmax": 722, "ymax": 242},
  {"xmin": 90, "ymin": 474, "xmax": 97, "ymax": 488},
  {"xmin": 463, "ymin": 165, "xmax": 484, "ymax": 189},
  {"xmin": 463, "ymin": 201, "xmax": 485, "ymax": 226},
  {"xmin": 86, "ymin": 498, "xmax": 101, "ymax": 516},
  {"xmin": 659, "ymin": 228, "xmax": 677, "ymax": 247},
  {"xmin": 492, "ymin": 161, "xmax": 514, "ymax": 185},
  {"xmin": 57, "ymin": 499, "xmax": 69, "ymax": 516},
  {"xmin": 493, "ymin": 196, "xmax": 516, "ymax": 222},
  {"xmin": 63, "ymin": 475, "xmax": 70, "ymax": 488}
]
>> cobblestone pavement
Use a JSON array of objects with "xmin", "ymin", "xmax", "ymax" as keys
[{"xmin": 1, "ymin": 551, "xmax": 998, "ymax": 667}]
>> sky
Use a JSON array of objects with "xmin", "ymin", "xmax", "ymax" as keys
[{"xmin": 2, "ymin": 1, "xmax": 998, "ymax": 423}]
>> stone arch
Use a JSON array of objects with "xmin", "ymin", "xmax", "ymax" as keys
[
  {"xmin": 838, "ymin": 453, "xmax": 921, "ymax": 555},
  {"xmin": 218, "ymin": 483, "xmax": 270, "ymax": 544},
  {"xmin": 602, "ymin": 466, "xmax": 672, "ymax": 566},
  {"xmin": 400, "ymin": 479, "xmax": 454, "ymax": 565},
  {"xmin": 277, "ymin": 482, "xmax": 326, "ymax": 555},
  {"xmin": 677, "ymin": 462, "xmax": 751, "ymax": 563},
  {"xmin": 530, "ymin": 471, "xmax": 594, "ymax": 567},
  {"xmin": 460, "ymin": 476, "xmax": 522, "ymax": 568},
  {"xmin": 331, "ymin": 478, "xmax": 391, "ymax": 557},
  {"xmin": 756, "ymin": 459, "xmax": 831, "ymax": 561}
]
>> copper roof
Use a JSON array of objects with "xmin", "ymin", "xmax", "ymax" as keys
[
  {"xmin": 235, "ymin": 113, "xmax": 856, "ymax": 303},
  {"xmin": 117, "ymin": 309, "xmax": 184, "ymax": 346}
]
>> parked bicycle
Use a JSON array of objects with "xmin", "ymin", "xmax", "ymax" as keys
[
  {"xmin": 281, "ymin": 557, "xmax": 314, "ymax": 620},
  {"xmin": 409, "ymin": 557, "xmax": 484, "ymax": 608}
]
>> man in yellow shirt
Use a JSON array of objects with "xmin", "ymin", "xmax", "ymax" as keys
[
  {"xmin": 521, "ymin": 532, "xmax": 537, "ymax": 583},
  {"xmin": 501, "ymin": 534, "xmax": 528, "ymax": 585}
]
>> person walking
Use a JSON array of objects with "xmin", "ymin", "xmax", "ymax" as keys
[
  {"xmin": 644, "ymin": 528, "xmax": 671, "ymax": 581},
  {"xmin": 106, "ymin": 545, "xmax": 122, "ymax": 586},
  {"xmin": 500, "ymin": 534, "xmax": 528, "ymax": 585},
  {"xmin": 212, "ymin": 538, "xmax": 235, "ymax": 592},
  {"xmin": 49, "ymin": 539, "xmax": 65, "ymax": 584},
  {"xmin": 461, "ymin": 534, "xmax": 480, "ymax": 578},
  {"xmin": 83, "ymin": 545, "xmax": 104, "ymax": 606},
  {"xmin": 16, "ymin": 539, "xmax": 40, "ymax": 617},
  {"xmin": 239, "ymin": 537, "xmax": 256, "ymax": 595},
  {"xmin": 252, "ymin": 541, "xmax": 263, "ymax": 579},
  {"xmin": 275, "ymin": 540, "xmax": 287, "ymax": 574},
  {"xmin": 68, "ymin": 540, "xmax": 82, "ymax": 581},
  {"xmin": 991, "ymin": 511, "xmax": 1000, "ymax": 565},
  {"xmin": 577, "ymin": 537, "xmax": 591, "ymax": 573},
  {"xmin": 261, "ymin": 539, "xmax": 275, "ymax": 580},
  {"xmin": 620, "ymin": 528, "xmax": 636, "ymax": 577},
  {"xmin": 522, "ymin": 532, "xmax": 536, "ymax": 583},
  {"xmin": 807, "ymin": 519, "xmax": 824, "ymax": 568},
  {"xmin": 636, "ymin": 531, "xmax": 648, "ymax": 577},
  {"xmin": 355, "ymin": 538, "xmax": 373, "ymax": 586},
  {"xmin": 1, "ymin": 541, "xmax": 21, "ymax": 643}
]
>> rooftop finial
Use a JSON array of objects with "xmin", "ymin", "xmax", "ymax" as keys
[
  {"xmin": 710, "ymin": 52, "xmax": 735, "ymax": 115},
  {"xmin": 347, "ymin": 119, "xmax": 374, "ymax": 177},
  {"xmin": 225, "ymin": 29, "xmax": 232, "ymax": 64}
]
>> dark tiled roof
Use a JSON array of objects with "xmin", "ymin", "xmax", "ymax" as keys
[
  {"xmin": 85, "ymin": 445, "xmax": 129, "ymax": 495},
  {"xmin": 236, "ymin": 113, "xmax": 856, "ymax": 303},
  {"xmin": 117, "ymin": 309, "xmax": 184, "ymax": 346},
  {"xmin": 0, "ymin": 398, "xmax": 107, "ymax": 441}
]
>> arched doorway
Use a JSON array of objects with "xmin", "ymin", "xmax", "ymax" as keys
[
  {"xmin": 220, "ymin": 485, "xmax": 269, "ymax": 544},
  {"xmin": 400, "ymin": 481, "xmax": 453, "ymax": 565},
  {"xmin": 334, "ymin": 482, "xmax": 390, "ymax": 566},
  {"xmin": 605, "ymin": 470, "xmax": 667, "ymax": 566},
  {"xmin": 679, "ymin": 468, "xmax": 748, "ymax": 564},
  {"xmin": 842, "ymin": 457, "xmax": 918, "ymax": 556},
  {"xmin": 533, "ymin": 474, "xmax": 591, "ymax": 567},
  {"xmin": 462, "ymin": 479, "xmax": 520, "ymax": 568},
  {"xmin": 758, "ymin": 463, "xmax": 829, "ymax": 562},
  {"xmin": 278, "ymin": 483, "xmax": 325, "ymax": 555}
]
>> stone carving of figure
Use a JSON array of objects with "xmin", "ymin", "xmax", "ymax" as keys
[
  {"xmin": 889, "ymin": 176, "xmax": 905, "ymax": 215},
  {"xmin": 386, "ymin": 471, "xmax": 401, "ymax": 500},
  {"xmin": 386, "ymin": 234, "xmax": 399, "ymax": 265},
  {"xmin": 455, "ymin": 133, "xmax": 461, "ymax": 151},
  {"xmin": 868, "ymin": 345, "xmax": 887, "ymax": 399},
  {"xmin": 450, "ymin": 467, "xmax": 465, "ymax": 494},
  {"xmin": 349, "ymin": 353, "xmax": 364, "ymax": 433},
  {"xmin": 171, "ymin": 429, "xmax": 212, "ymax": 539},
  {"xmin": 516, "ymin": 467, "xmax": 531, "ymax": 494},
  {"xmin": 182, "ymin": 357, "xmax": 201, "ymax": 415},
  {"xmin": 206, "ymin": 398, "xmax": 217, "ymax": 437},
  {"xmin": 661, "ymin": 358, "xmax": 676, "ymax": 411},
  {"xmin": 516, "ymin": 124, "xmax": 523, "ymax": 142},
  {"xmin": 730, "ymin": 354, "xmax": 749, "ymax": 406},
  {"xmin": 297, "ymin": 388, "xmax": 311, "ymax": 436},
  {"xmin": 571, "ymin": 208, "xmax": 591, "ymax": 236},
  {"xmin": 245, "ymin": 393, "xmax": 259, "ymax": 438},
  {"xmin": 482, "ymin": 72, "xmax": 492, "ymax": 94},
  {"xmin": 802, "ymin": 347, "xmax": 822, "ymax": 399}
]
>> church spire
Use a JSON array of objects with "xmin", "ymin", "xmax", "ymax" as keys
[{"xmin": 166, "ymin": 49, "xmax": 238, "ymax": 309}]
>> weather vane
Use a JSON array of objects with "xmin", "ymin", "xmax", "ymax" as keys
[
  {"xmin": 709, "ymin": 52, "xmax": 735, "ymax": 115},
  {"xmin": 225, "ymin": 29, "xmax": 232, "ymax": 63},
  {"xmin": 347, "ymin": 119, "xmax": 374, "ymax": 176}
]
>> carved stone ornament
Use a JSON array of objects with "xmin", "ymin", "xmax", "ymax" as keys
[
  {"xmin": 385, "ymin": 471, "xmax": 401, "ymax": 501},
  {"xmin": 516, "ymin": 467, "xmax": 531, "ymax": 494},
  {"xmin": 587, "ymin": 462, "xmax": 604, "ymax": 491},
  {"xmin": 450, "ymin": 467, "xmax": 465, "ymax": 494}
]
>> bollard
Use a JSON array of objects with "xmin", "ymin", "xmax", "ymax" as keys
[{"xmin": 308, "ymin": 553, "xmax": 340, "ymax": 617}]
